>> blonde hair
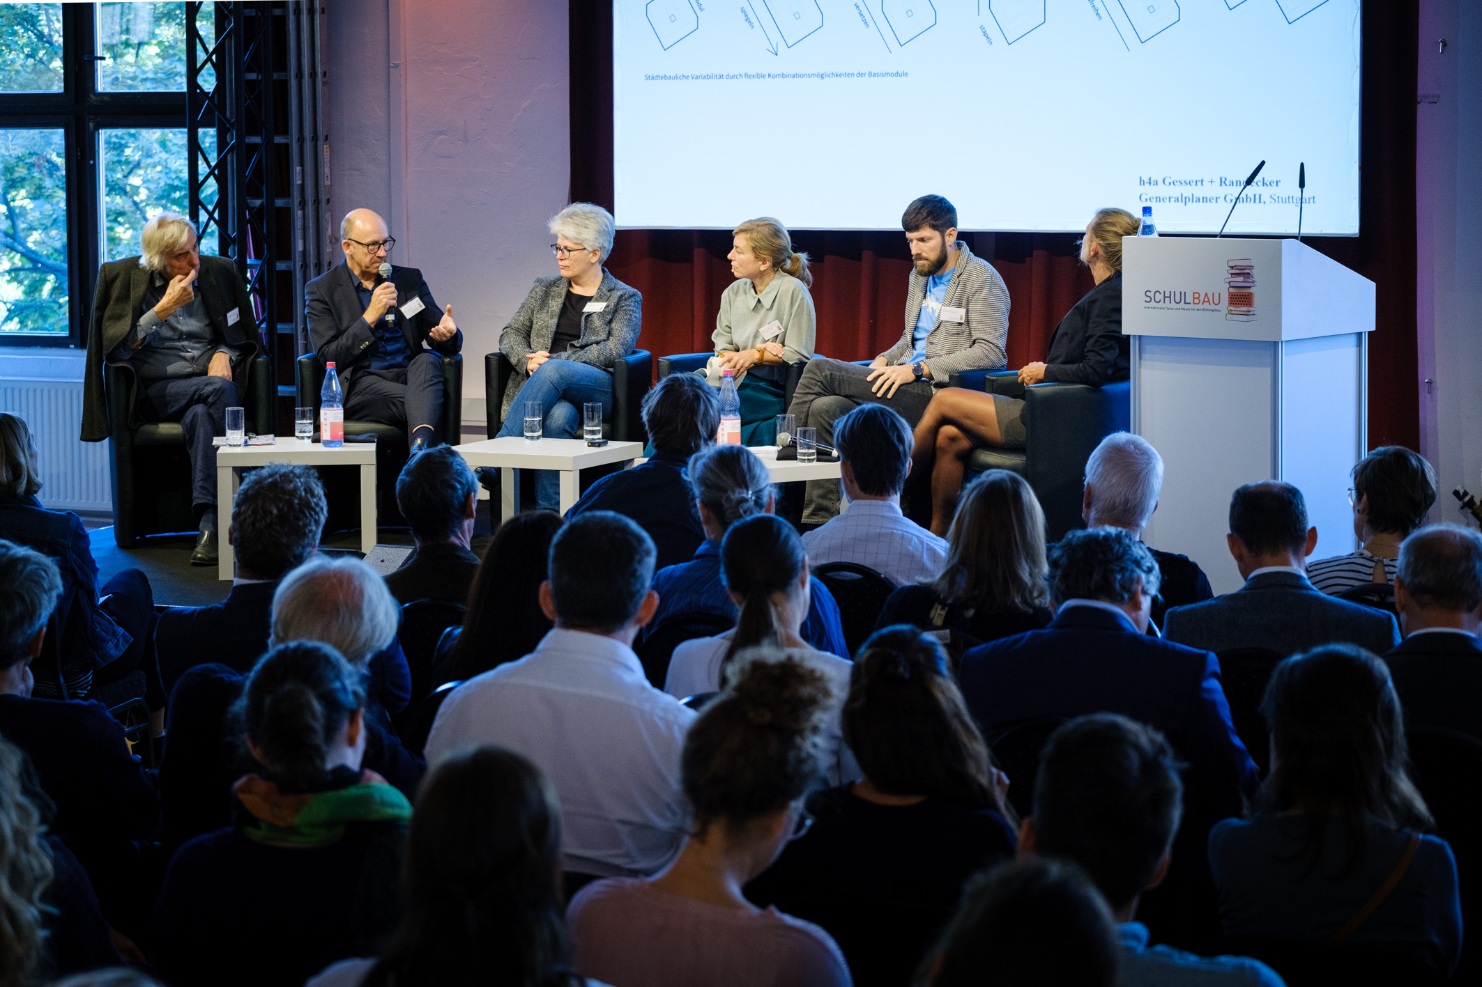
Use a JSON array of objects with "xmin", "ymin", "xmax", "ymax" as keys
[
  {"xmin": 0, "ymin": 738, "xmax": 54, "ymax": 987},
  {"xmin": 933, "ymin": 470, "xmax": 1050, "ymax": 613},
  {"xmin": 734, "ymin": 217, "xmax": 812, "ymax": 288},
  {"xmin": 138, "ymin": 211, "xmax": 198, "ymax": 274},
  {"xmin": 0, "ymin": 414, "xmax": 41, "ymax": 499},
  {"xmin": 1085, "ymin": 208, "xmax": 1140, "ymax": 274}
]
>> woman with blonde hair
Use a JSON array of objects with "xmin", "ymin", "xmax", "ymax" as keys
[
  {"xmin": 711, "ymin": 217, "xmax": 816, "ymax": 445},
  {"xmin": 909, "ymin": 207, "xmax": 1141, "ymax": 534}
]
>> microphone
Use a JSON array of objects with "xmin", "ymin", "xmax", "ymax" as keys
[
  {"xmin": 1296, "ymin": 162, "xmax": 1306, "ymax": 242},
  {"xmin": 775, "ymin": 431, "xmax": 838, "ymax": 456},
  {"xmin": 377, "ymin": 262, "xmax": 397, "ymax": 326},
  {"xmin": 1216, "ymin": 159, "xmax": 1265, "ymax": 238},
  {"xmin": 1454, "ymin": 487, "xmax": 1482, "ymax": 526}
]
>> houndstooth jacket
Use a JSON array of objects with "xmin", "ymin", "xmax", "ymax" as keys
[{"xmin": 878, "ymin": 241, "xmax": 1011, "ymax": 384}]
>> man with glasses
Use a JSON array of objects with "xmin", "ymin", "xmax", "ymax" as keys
[{"xmin": 305, "ymin": 208, "xmax": 462, "ymax": 451}]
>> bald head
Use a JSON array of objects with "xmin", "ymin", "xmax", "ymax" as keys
[{"xmin": 340, "ymin": 208, "xmax": 391, "ymax": 279}]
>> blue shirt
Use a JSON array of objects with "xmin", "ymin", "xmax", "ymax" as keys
[
  {"xmin": 644, "ymin": 540, "xmax": 849, "ymax": 658},
  {"xmin": 1117, "ymin": 922, "xmax": 1286, "ymax": 986},
  {"xmin": 909, "ymin": 269, "xmax": 951, "ymax": 364},
  {"xmin": 353, "ymin": 278, "xmax": 413, "ymax": 372}
]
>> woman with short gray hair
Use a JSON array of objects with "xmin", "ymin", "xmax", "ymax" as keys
[{"xmin": 496, "ymin": 202, "xmax": 642, "ymax": 510}]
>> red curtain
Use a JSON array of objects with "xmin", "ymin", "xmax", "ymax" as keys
[{"xmin": 570, "ymin": 2, "xmax": 1417, "ymax": 447}]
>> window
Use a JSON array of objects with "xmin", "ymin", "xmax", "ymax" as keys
[{"xmin": 0, "ymin": 3, "xmax": 213, "ymax": 342}]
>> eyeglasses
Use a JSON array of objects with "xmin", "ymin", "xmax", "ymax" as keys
[
  {"xmin": 788, "ymin": 807, "xmax": 814, "ymax": 842},
  {"xmin": 1347, "ymin": 487, "xmax": 1356, "ymax": 508},
  {"xmin": 551, "ymin": 243, "xmax": 589, "ymax": 259},
  {"xmin": 346, "ymin": 236, "xmax": 396, "ymax": 253}
]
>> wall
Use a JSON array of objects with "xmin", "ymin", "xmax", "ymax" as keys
[
  {"xmin": 1416, "ymin": 1, "xmax": 1482, "ymax": 520},
  {"xmin": 324, "ymin": 0, "xmax": 570, "ymax": 434}
]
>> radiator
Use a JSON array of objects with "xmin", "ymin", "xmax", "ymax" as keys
[{"xmin": 0, "ymin": 376, "xmax": 112, "ymax": 514}]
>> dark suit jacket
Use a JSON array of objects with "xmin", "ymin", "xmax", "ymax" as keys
[
  {"xmin": 383, "ymin": 542, "xmax": 481, "ymax": 606},
  {"xmin": 83, "ymin": 253, "xmax": 259, "ymax": 441},
  {"xmin": 959, "ymin": 604, "xmax": 1258, "ymax": 817},
  {"xmin": 1163, "ymin": 570, "xmax": 1401, "ymax": 657},
  {"xmin": 155, "ymin": 580, "xmax": 278, "ymax": 696},
  {"xmin": 303, "ymin": 262, "xmax": 462, "ymax": 394},
  {"xmin": 1385, "ymin": 630, "xmax": 1482, "ymax": 743},
  {"xmin": 1150, "ymin": 547, "xmax": 1214, "ymax": 631},
  {"xmin": 1042, "ymin": 272, "xmax": 1128, "ymax": 386}
]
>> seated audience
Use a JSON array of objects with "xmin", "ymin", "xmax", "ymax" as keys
[
  {"xmin": 430, "ymin": 510, "xmax": 564, "ymax": 685},
  {"xmin": 747, "ymin": 626, "xmax": 1017, "ymax": 986},
  {"xmin": 155, "ymin": 462, "xmax": 327, "ymax": 694},
  {"xmin": 155, "ymin": 641, "xmax": 412, "ymax": 987},
  {"xmin": 802, "ymin": 403, "xmax": 946, "ymax": 585},
  {"xmin": 916, "ymin": 857, "xmax": 1119, "ymax": 987},
  {"xmin": 0, "ymin": 412, "xmax": 158, "ymax": 710},
  {"xmin": 383, "ymin": 445, "xmax": 480, "ymax": 606},
  {"xmin": 566, "ymin": 372, "xmax": 717, "ymax": 570},
  {"xmin": 426, "ymin": 512, "xmax": 694, "ymax": 878},
  {"xmin": 1384, "ymin": 524, "xmax": 1482, "ymax": 742},
  {"xmin": 1024, "ymin": 714, "xmax": 1284, "ymax": 986},
  {"xmin": 567, "ymin": 652, "xmax": 852, "ymax": 987},
  {"xmin": 873, "ymin": 470, "xmax": 1051, "ymax": 661},
  {"xmin": 0, "ymin": 540, "xmax": 157, "ymax": 932},
  {"xmin": 1208, "ymin": 645, "xmax": 1461, "ymax": 976},
  {"xmin": 1307, "ymin": 446, "xmax": 1437, "ymax": 594},
  {"xmin": 644, "ymin": 444, "xmax": 847, "ymax": 658},
  {"xmin": 308, "ymin": 746, "xmax": 601, "ymax": 987},
  {"xmin": 1081, "ymin": 432, "xmax": 1213, "ymax": 629},
  {"xmin": 1163, "ymin": 482, "xmax": 1400, "ymax": 656}
]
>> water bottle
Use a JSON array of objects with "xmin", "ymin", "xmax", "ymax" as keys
[
  {"xmin": 1139, "ymin": 206, "xmax": 1158, "ymax": 237},
  {"xmin": 717, "ymin": 368, "xmax": 741, "ymax": 445},
  {"xmin": 320, "ymin": 361, "xmax": 344, "ymax": 448}
]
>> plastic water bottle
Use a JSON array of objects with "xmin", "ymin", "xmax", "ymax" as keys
[
  {"xmin": 717, "ymin": 368, "xmax": 741, "ymax": 445},
  {"xmin": 320, "ymin": 361, "xmax": 344, "ymax": 448},
  {"xmin": 1139, "ymin": 206, "xmax": 1158, "ymax": 237}
]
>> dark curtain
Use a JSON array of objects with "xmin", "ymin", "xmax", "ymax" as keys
[{"xmin": 570, "ymin": 2, "xmax": 1417, "ymax": 447}]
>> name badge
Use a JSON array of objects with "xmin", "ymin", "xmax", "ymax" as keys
[
  {"xmin": 400, "ymin": 297, "xmax": 426, "ymax": 319},
  {"xmin": 759, "ymin": 320, "xmax": 784, "ymax": 340},
  {"xmin": 583, "ymin": 301, "xmax": 608, "ymax": 314},
  {"xmin": 226, "ymin": 307, "xmax": 240, "ymax": 326},
  {"xmin": 940, "ymin": 306, "xmax": 966, "ymax": 323}
]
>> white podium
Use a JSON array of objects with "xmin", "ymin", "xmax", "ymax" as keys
[{"xmin": 1122, "ymin": 237, "xmax": 1375, "ymax": 595}]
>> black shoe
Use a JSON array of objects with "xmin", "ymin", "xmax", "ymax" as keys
[{"xmin": 190, "ymin": 529, "xmax": 219, "ymax": 566}]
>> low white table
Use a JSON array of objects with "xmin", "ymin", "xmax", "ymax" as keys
[
  {"xmin": 747, "ymin": 444, "xmax": 843, "ymax": 484},
  {"xmin": 453, "ymin": 437, "xmax": 644, "ymax": 521},
  {"xmin": 215, "ymin": 439, "xmax": 378, "ymax": 580}
]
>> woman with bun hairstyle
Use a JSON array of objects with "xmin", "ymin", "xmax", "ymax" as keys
[
  {"xmin": 568, "ymin": 652, "xmax": 852, "ymax": 987},
  {"xmin": 711, "ymin": 218, "xmax": 816, "ymax": 445},
  {"xmin": 155, "ymin": 642, "xmax": 411, "ymax": 987}
]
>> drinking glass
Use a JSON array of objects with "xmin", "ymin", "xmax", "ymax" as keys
[
  {"xmin": 523, "ymin": 401, "xmax": 542, "ymax": 441},
  {"xmin": 775, "ymin": 414, "xmax": 795, "ymax": 450},
  {"xmin": 584, "ymin": 402, "xmax": 604, "ymax": 443},
  {"xmin": 294, "ymin": 406, "xmax": 314, "ymax": 441},
  {"xmin": 225, "ymin": 406, "xmax": 246, "ymax": 447},
  {"xmin": 795, "ymin": 426, "xmax": 817, "ymax": 464}
]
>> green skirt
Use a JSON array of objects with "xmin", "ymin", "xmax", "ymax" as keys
[{"xmin": 738, "ymin": 365, "xmax": 788, "ymax": 446}]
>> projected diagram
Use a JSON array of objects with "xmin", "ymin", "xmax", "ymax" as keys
[
  {"xmin": 988, "ymin": 0, "xmax": 1045, "ymax": 44},
  {"xmin": 880, "ymin": 0, "xmax": 935, "ymax": 46},
  {"xmin": 1117, "ymin": 0, "xmax": 1179, "ymax": 43},
  {"xmin": 1275, "ymin": 0, "xmax": 1328, "ymax": 22},
  {"xmin": 646, "ymin": 0, "xmax": 698, "ymax": 50},
  {"xmin": 762, "ymin": 0, "xmax": 824, "ymax": 47}
]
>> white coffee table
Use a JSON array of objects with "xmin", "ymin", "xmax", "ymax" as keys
[
  {"xmin": 215, "ymin": 439, "xmax": 378, "ymax": 580},
  {"xmin": 747, "ymin": 444, "xmax": 843, "ymax": 484},
  {"xmin": 453, "ymin": 437, "xmax": 644, "ymax": 521}
]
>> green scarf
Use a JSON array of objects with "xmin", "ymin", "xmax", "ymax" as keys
[{"xmin": 234, "ymin": 770, "xmax": 413, "ymax": 847}]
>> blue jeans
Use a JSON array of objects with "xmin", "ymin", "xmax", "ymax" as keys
[{"xmin": 497, "ymin": 359, "xmax": 614, "ymax": 510}]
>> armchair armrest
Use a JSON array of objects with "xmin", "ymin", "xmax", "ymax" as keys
[
  {"xmin": 103, "ymin": 361, "xmax": 138, "ymax": 436},
  {"xmin": 946, "ymin": 368, "xmax": 999, "ymax": 392},
  {"xmin": 485, "ymin": 352, "xmax": 514, "ymax": 439},
  {"xmin": 246, "ymin": 355, "xmax": 273, "ymax": 436},
  {"xmin": 611, "ymin": 349, "xmax": 651, "ymax": 444},
  {"xmin": 984, "ymin": 371, "xmax": 1025, "ymax": 400},
  {"xmin": 657, "ymin": 352, "xmax": 711, "ymax": 378}
]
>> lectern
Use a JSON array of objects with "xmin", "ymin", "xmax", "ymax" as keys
[{"xmin": 1122, "ymin": 238, "xmax": 1375, "ymax": 595}]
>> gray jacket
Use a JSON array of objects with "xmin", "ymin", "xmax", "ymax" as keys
[
  {"xmin": 879, "ymin": 241, "xmax": 1011, "ymax": 383},
  {"xmin": 498, "ymin": 268, "xmax": 643, "ymax": 419}
]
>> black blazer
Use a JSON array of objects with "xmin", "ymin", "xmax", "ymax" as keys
[
  {"xmin": 303, "ymin": 261, "xmax": 462, "ymax": 392},
  {"xmin": 1042, "ymin": 272, "xmax": 1127, "ymax": 386},
  {"xmin": 155, "ymin": 580, "xmax": 278, "ymax": 696},
  {"xmin": 1385, "ymin": 631, "xmax": 1482, "ymax": 744}
]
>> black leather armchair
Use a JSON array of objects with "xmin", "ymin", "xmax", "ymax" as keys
[
  {"xmin": 963, "ymin": 374, "xmax": 1131, "ymax": 541},
  {"xmin": 105, "ymin": 355, "xmax": 272, "ymax": 547},
  {"xmin": 486, "ymin": 350, "xmax": 652, "ymax": 443},
  {"xmin": 656, "ymin": 353, "xmax": 809, "ymax": 414}
]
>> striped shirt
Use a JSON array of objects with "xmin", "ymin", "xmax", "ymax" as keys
[{"xmin": 1307, "ymin": 549, "xmax": 1396, "ymax": 595}]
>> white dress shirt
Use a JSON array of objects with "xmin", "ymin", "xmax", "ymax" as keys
[{"xmin": 802, "ymin": 499, "xmax": 948, "ymax": 586}]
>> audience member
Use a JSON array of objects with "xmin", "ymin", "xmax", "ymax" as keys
[
  {"xmin": 430, "ymin": 510, "xmax": 564, "ymax": 685},
  {"xmin": 0, "ymin": 412, "xmax": 159, "ymax": 709},
  {"xmin": 1081, "ymin": 431, "xmax": 1213, "ymax": 629},
  {"xmin": 384, "ymin": 445, "xmax": 480, "ymax": 606},
  {"xmin": 426, "ymin": 512, "xmax": 694, "ymax": 878},
  {"xmin": 959, "ymin": 528, "xmax": 1257, "ymax": 827},
  {"xmin": 1163, "ymin": 482, "xmax": 1400, "ymax": 656},
  {"xmin": 1208, "ymin": 645, "xmax": 1461, "ymax": 976},
  {"xmin": 1384, "ymin": 525, "xmax": 1482, "ymax": 742},
  {"xmin": 748, "ymin": 626, "xmax": 1016, "ymax": 986},
  {"xmin": 802, "ymin": 403, "xmax": 946, "ymax": 584},
  {"xmin": 51, "ymin": 971, "xmax": 165, "ymax": 987},
  {"xmin": 915, "ymin": 857, "xmax": 1119, "ymax": 987},
  {"xmin": 1024, "ymin": 714, "xmax": 1283, "ymax": 986},
  {"xmin": 873, "ymin": 470, "xmax": 1051, "ymax": 662},
  {"xmin": 308, "ymin": 746, "xmax": 599, "ymax": 987},
  {"xmin": 644, "ymin": 444, "xmax": 847, "ymax": 657},
  {"xmin": 568, "ymin": 652, "xmax": 852, "ymax": 987},
  {"xmin": 155, "ymin": 641, "xmax": 412, "ymax": 987},
  {"xmin": 154, "ymin": 462, "xmax": 327, "ymax": 694},
  {"xmin": 1307, "ymin": 446, "xmax": 1437, "ymax": 594},
  {"xmin": 566, "ymin": 372, "xmax": 717, "ymax": 570},
  {"xmin": 0, "ymin": 540, "xmax": 157, "ymax": 933}
]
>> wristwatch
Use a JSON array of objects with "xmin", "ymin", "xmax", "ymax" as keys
[{"xmin": 912, "ymin": 361, "xmax": 927, "ymax": 380}]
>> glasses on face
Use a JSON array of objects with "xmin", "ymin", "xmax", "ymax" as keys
[
  {"xmin": 551, "ymin": 243, "xmax": 588, "ymax": 259},
  {"xmin": 1347, "ymin": 487, "xmax": 1357, "ymax": 508},
  {"xmin": 788, "ymin": 807, "xmax": 814, "ymax": 842},
  {"xmin": 347, "ymin": 236, "xmax": 396, "ymax": 254}
]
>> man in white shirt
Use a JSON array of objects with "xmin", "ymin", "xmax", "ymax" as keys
[
  {"xmin": 802, "ymin": 403, "xmax": 946, "ymax": 586},
  {"xmin": 425, "ymin": 511, "xmax": 694, "ymax": 878}
]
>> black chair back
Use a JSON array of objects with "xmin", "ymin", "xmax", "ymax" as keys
[
  {"xmin": 1215, "ymin": 647, "xmax": 1285, "ymax": 774},
  {"xmin": 1337, "ymin": 581, "xmax": 1398, "ymax": 617},
  {"xmin": 634, "ymin": 612, "xmax": 735, "ymax": 689},
  {"xmin": 988, "ymin": 715, "xmax": 1067, "ymax": 821},
  {"xmin": 1406, "ymin": 726, "xmax": 1482, "ymax": 982},
  {"xmin": 399, "ymin": 679, "xmax": 463, "ymax": 758},
  {"xmin": 399, "ymin": 599, "xmax": 468, "ymax": 708},
  {"xmin": 813, "ymin": 562, "xmax": 897, "ymax": 659}
]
